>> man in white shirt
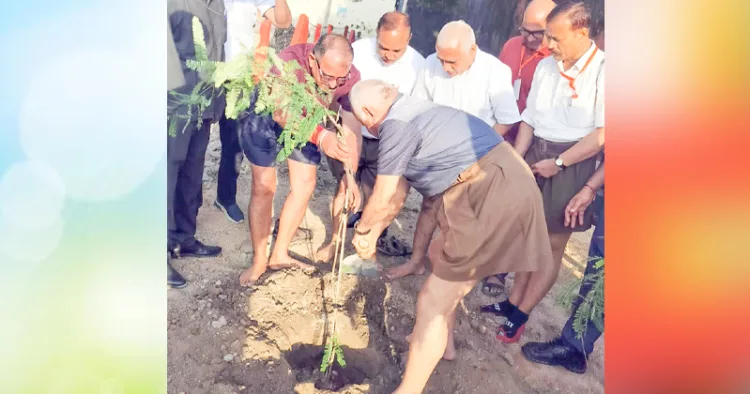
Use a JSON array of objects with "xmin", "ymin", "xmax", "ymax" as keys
[
  {"xmin": 411, "ymin": 20, "xmax": 521, "ymax": 137},
  {"xmin": 488, "ymin": 1, "xmax": 605, "ymax": 343},
  {"xmin": 215, "ymin": 0, "xmax": 292, "ymax": 224},
  {"xmin": 316, "ymin": 11, "xmax": 425, "ymax": 264}
]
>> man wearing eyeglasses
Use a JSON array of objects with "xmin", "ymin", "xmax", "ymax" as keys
[
  {"xmin": 237, "ymin": 34, "xmax": 362, "ymax": 287},
  {"xmin": 316, "ymin": 11, "xmax": 425, "ymax": 266},
  {"xmin": 482, "ymin": 0, "xmax": 557, "ymax": 298}
]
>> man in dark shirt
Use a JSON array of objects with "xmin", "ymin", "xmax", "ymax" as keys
[
  {"xmin": 347, "ymin": 79, "xmax": 552, "ymax": 393},
  {"xmin": 167, "ymin": 0, "xmax": 227, "ymax": 289},
  {"xmin": 237, "ymin": 34, "xmax": 362, "ymax": 286}
]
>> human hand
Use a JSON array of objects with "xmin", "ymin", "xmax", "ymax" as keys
[
  {"xmin": 352, "ymin": 230, "xmax": 377, "ymax": 260},
  {"xmin": 564, "ymin": 185, "xmax": 595, "ymax": 228},
  {"xmin": 531, "ymin": 159, "xmax": 561, "ymax": 178},
  {"xmin": 343, "ymin": 173, "xmax": 361, "ymax": 213},
  {"xmin": 319, "ymin": 131, "xmax": 350, "ymax": 162}
]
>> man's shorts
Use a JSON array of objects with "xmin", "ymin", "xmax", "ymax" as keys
[
  {"xmin": 236, "ymin": 108, "xmax": 321, "ymax": 168},
  {"xmin": 327, "ymin": 136, "xmax": 378, "ymax": 189}
]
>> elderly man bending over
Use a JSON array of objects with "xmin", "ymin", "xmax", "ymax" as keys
[{"xmin": 348, "ymin": 79, "xmax": 552, "ymax": 394}]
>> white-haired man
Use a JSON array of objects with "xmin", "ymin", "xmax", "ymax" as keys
[
  {"xmin": 348, "ymin": 79, "xmax": 553, "ymax": 393},
  {"xmin": 410, "ymin": 20, "xmax": 520, "ymax": 139}
]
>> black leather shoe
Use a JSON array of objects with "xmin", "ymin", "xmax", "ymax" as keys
[
  {"xmin": 176, "ymin": 241, "xmax": 221, "ymax": 258},
  {"xmin": 168, "ymin": 261, "xmax": 187, "ymax": 289},
  {"xmin": 521, "ymin": 337, "xmax": 587, "ymax": 374}
]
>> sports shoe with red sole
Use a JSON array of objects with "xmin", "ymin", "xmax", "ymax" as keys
[{"xmin": 496, "ymin": 323, "xmax": 526, "ymax": 344}]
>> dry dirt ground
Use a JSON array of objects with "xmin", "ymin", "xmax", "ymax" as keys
[{"xmin": 167, "ymin": 127, "xmax": 604, "ymax": 394}]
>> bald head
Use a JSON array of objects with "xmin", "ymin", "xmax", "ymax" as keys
[
  {"xmin": 524, "ymin": 0, "xmax": 557, "ymax": 27},
  {"xmin": 520, "ymin": 0, "xmax": 557, "ymax": 51},
  {"xmin": 376, "ymin": 11, "xmax": 413, "ymax": 65},
  {"xmin": 310, "ymin": 34, "xmax": 354, "ymax": 90},
  {"xmin": 436, "ymin": 20, "xmax": 476, "ymax": 53},
  {"xmin": 349, "ymin": 79, "xmax": 399, "ymax": 134},
  {"xmin": 435, "ymin": 21, "xmax": 478, "ymax": 77}
]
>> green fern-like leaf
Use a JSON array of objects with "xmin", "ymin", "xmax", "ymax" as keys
[
  {"xmin": 335, "ymin": 345, "xmax": 346, "ymax": 368},
  {"xmin": 556, "ymin": 257, "xmax": 604, "ymax": 339},
  {"xmin": 192, "ymin": 16, "xmax": 208, "ymax": 62},
  {"xmin": 320, "ymin": 339, "xmax": 334, "ymax": 373}
]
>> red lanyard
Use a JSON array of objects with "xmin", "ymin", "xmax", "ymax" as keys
[
  {"xmin": 517, "ymin": 46, "xmax": 543, "ymax": 80},
  {"xmin": 559, "ymin": 46, "xmax": 598, "ymax": 99}
]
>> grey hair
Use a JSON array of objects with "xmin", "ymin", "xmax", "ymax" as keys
[
  {"xmin": 349, "ymin": 79, "xmax": 398, "ymax": 121},
  {"xmin": 436, "ymin": 20, "xmax": 476, "ymax": 53}
]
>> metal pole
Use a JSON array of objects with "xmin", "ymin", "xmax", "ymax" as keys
[
  {"xmin": 396, "ymin": 0, "xmax": 409, "ymax": 13},
  {"xmin": 322, "ymin": 0, "xmax": 334, "ymax": 27}
]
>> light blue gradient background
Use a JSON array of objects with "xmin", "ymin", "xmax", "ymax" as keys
[{"xmin": 0, "ymin": 1, "xmax": 166, "ymax": 392}]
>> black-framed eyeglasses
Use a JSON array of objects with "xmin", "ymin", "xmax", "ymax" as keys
[
  {"xmin": 518, "ymin": 27, "xmax": 545, "ymax": 40},
  {"xmin": 314, "ymin": 58, "xmax": 350, "ymax": 87}
]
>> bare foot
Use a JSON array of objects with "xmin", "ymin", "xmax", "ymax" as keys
[
  {"xmin": 315, "ymin": 241, "xmax": 337, "ymax": 263},
  {"xmin": 268, "ymin": 253, "xmax": 317, "ymax": 273},
  {"xmin": 405, "ymin": 333, "xmax": 455, "ymax": 360},
  {"xmin": 386, "ymin": 260, "xmax": 426, "ymax": 280},
  {"xmin": 239, "ymin": 255, "xmax": 268, "ymax": 287}
]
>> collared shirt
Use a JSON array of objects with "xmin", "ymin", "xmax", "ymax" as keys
[
  {"xmin": 522, "ymin": 42, "xmax": 605, "ymax": 143},
  {"xmin": 498, "ymin": 36, "xmax": 551, "ymax": 114},
  {"xmin": 411, "ymin": 49, "xmax": 521, "ymax": 127},
  {"xmin": 352, "ymin": 37, "xmax": 426, "ymax": 139},
  {"xmin": 224, "ymin": 0, "xmax": 275, "ymax": 61},
  {"xmin": 277, "ymin": 44, "xmax": 361, "ymax": 112},
  {"xmin": 377, "ymin": 95, "xmax": 502, "ymax": 197}
]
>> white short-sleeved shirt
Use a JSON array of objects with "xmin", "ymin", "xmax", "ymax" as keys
[
  {"xmin": 411, "ymin": 49, "xmax": 521, "ymax": 127},
  {"xmin": 352, "ymin": 37, "xmax": 426, "ymax": 139},
  {"xmin": 522, "ymin": 42, "xmax": 605, "ymax": 143},
  {"xmin": 224, "ymin": 0, "xmax": 275, "ymax": 61}
]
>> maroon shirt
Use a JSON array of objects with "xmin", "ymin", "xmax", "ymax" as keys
[{"xmin": 278, "ymin": 43, "xmax": 361, "ymax": 112}]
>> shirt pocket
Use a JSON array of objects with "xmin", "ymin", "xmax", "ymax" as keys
[{"xmin": 565, "ymin": 94, "xmax": 597, "ymax": 128}]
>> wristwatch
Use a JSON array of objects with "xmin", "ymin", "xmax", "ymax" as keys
[
  {"xmin": 554, "ymin": 156, "xmax": 567, "ymax": 169},
  {"xmin": 355, "ymin": 226, "xmax": 371, "ymax": 236}
]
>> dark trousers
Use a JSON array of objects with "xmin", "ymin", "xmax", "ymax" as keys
[
  {"xmin": 168, "ymin": 120, "xmax": 211, "ymax": 249},
  {"xmin": 216, "ymin": 116, "xmax": 243, "ymax": 205},
  {"xmin": 562, "ymin": 195, "xmax": 605, "ymax": 356}
]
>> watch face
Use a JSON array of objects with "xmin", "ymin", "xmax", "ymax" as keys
[{"xmin": 555, "ymin": 158, "xmax": 563, "ymax": 166}]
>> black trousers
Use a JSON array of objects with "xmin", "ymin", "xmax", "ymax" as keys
[
  {"xmin": 168, "ymin": 120, "xmax": 211, "ymax": 249},
  {"xmin": 217, "ymin": 116, "xmax": 243, "ymax": 205}
]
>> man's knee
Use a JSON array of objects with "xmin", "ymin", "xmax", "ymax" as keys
[
  {"xmin": 252, "ymin": 170, "xmax": 276, "ymax": 199},
  {"xmin": 417, "ymin": 275, "xmax": 471, "ymax": 315},
  {"xmin": 291, "ymin": 169, "xmax": 317, "ymax": 195}
]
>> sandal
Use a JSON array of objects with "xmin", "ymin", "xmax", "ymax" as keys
[
  {"xmin": 481, "ymin": 274, "xmax": 507, "ymax": 296},
  {"xmin": 376, "ymin": 234, "xmax": 412, "ymax": 257}
]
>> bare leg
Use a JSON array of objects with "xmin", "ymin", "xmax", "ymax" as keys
[
  {"xmin": 387, "ymin": 195, "xmax": 437, "ymax": 279},
  {"xmin": 315, "ymin": 178, "xmax": 346, "ymax": 263},
  {"xmin": 268, "ymin": 159, "xmax": 318, "ymax": 272},
  {"xmin": 394, "ymin": 275, "xmax": 478, "ymax": 394},
  {"xmin": 442, "ymin": 309, "xmax": 457, "ymax": 361},
  {"xmin": 405, "ymin": 308, "xmax": 456, "ymax": 361},
  {"xmin": 517, "ymin": 232, "xmax": 571, "ymax": 313},
  {"xmin": 239, "ymin": 165, "xmax": 277, "ymax": 286}
]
